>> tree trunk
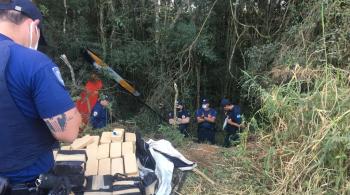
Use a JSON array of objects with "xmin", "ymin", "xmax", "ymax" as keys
[
  {"xmin": 196, "ymin": 63, "xmax": 201, "ymax": 108},
  {"xmin": 155, "ymin": 0, "xmax": 161, "ymax": 45},
  {"xmin": 99, "ymin": 1, "xmax": 107, "ymax": 58},
  {"xmin": 108, "ymin": 0, "xmax": 116, "ymax": 55},
  {"xmin": 63, "ymin": 0, "xmax": 67, "ymax": 34},
  {"xmin": 173, "ymin": 83, "xmax": 179, "ymax": 128}
]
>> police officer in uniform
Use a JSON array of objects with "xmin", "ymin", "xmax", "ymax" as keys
[
  {"xmin": 195, "ymin": 99, "xmax": 217, "ymax": 144},
  {"xmin": 221, "ymin": 98, "xmax": 242, "ymax": 147},
  {"xmin": 90, "ymin": 95, "xmax": 110, "ymax": 129},
  {"xmin": 168, "ymin": 100, "xmax": 190, "ymax": 137},
  {"xmin": 0, "ymin": 0, "xmax": 81, "ymax": 192}
]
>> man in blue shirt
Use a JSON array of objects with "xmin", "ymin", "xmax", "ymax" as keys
[
  {"xmin": 90, "ymin": 95, "xmax": 110, "ymax": 129},
  {"xmin": 168, "ymin": 100, "xmax": 190, "ymax": 137},
  {"xmin": 0, "ymin": 0, "xmax": 81, "ymax": 189},
  {"xmin": 221, "ymin": 98, "xmax": 242, "ymax": 147},
  {"xmin": 195, "ymin": 99, "xmax": 217, "ymax": 144}
]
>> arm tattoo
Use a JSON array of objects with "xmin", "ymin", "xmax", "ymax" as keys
[{"xmin": 45, "ymin": 113, "xmax": 69, "ymax": 133}]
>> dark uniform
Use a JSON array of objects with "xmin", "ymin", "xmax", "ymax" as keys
[
  {"xmin": 90, "ymin": 101, "xmax": 109, "ymax": 129},
  {"xmin": 224, "ymin": 105, "xmax": 242, "ymax": 147},
  {"xmin": 0, "ymin": 33, "xmax": 75, "ymax": 184},
  {"xmin": 0, "ymin": 0, "xmax": 75, "ymax": 186},
  {"xmin": 168, "ymin": 109, "xmax": 190, "ymax": 137},
  {"xmin": 195, "ymin": 107, "xmax": 217, "ymax": 144}
]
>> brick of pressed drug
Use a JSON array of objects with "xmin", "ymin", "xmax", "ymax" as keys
[
  {"xmin": 124, "ymin": 132, "xmax": 136, "ymax": 143},
  {"xmin": 85, "ymin": 192, "xmax": 111, "ymax": 195},
  {"xmin": 127, "ymin": 172, "xmax": 140, "ymax": 177},
  {"xmin": 56, "ymin": 153, "xmax": 86, "ymax": 162},
  {"xmin": 122, "ymin": 142, "xmax": 134, "ymax": 156},
  {"xmin": 113, "ymin": 181, "xmax": 136, "ymax": 186},
  {"xmin": 100, "ymin": 132, "xmax": 111, "ymax": 144},
  {"xmin": 112, "ymin": 188, "xmax": 140, "ymax": 195},
  {"xmin": 111, "ymin": 128, "xmax": 124, "ymax": 142},
  {"xmin": 98, "ymin": 158, "xmax": 111, "ymax": 175},
  {"xmin": 90, "ymin": 135, "xmax": 100, "ymax": 146},
  {"xmin": 111, "ymin": 158, "xmax": 124, "ymax": 175},
  {"xmin": 61, "ymin": 145, "xmax": 71, "ymax": 150},
  {"xmin": 97, "ymin": 144, "xmax": 110, "ymax": 159},
  {"xmin": 85, "ymin": 159, "xmax": 98, "ymax": 176},
  {"xmin": 123, "ymin": 155, "xmax": 138, "ymax": 175},
  {"xmin": 110, "ymin": 142, "xmax": 122, "ymax": 159},
  {"xmin": 71, "ymin": 135, "xmax": 94, "ymax": 150},
  {"xmin": 86, "ymin": 144, "xmax": 98, "ymax": 159}
]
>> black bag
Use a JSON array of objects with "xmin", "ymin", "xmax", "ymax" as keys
[
  {"xmin": 135, "ymin": 131, "xmax": 156, "ymax": 170},
  {"xmin": 112, "ymin": 173, "xmax": 143, "ymax": 195},
  {"xmin": 54, "ymin": 150, "xmax": 86, "ymax": 175}
]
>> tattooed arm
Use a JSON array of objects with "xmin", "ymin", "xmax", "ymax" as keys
[{"xmin": 44, "ymin": 107, "xmax": 82, "ymax": 143}]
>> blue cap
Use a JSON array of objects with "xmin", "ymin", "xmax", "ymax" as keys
[
  {"xmin": 202, "ymin": 99, "xmax": 209, "ymax": 104},
  {"xmin": 0, "ymin": 0, "xmax": 46, "ymax": 45},
  {"xmin": 176, "ymin": 100, "xmax": 183, "ymax": 106},
  {"xmin": 220, "ymin": 98, "xmax": 231, "ymax": 107}
]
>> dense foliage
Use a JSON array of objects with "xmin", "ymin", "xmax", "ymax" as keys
[{"xmin": 36, "ymin": 0, "xmax": 350, "ymax": 193}]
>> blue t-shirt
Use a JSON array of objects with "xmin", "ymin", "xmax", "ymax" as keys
[
  {"xmin": 1, "ymin": 151, "xmax": 54, "ymax": 184},
  {"xmin": 168, "ymin": 109, "xmax": 190, "ymax": 130},
  {"xmin": 0, "ymin": 34, "xmax": 75, "ymax": 183},
  {"xmin": 1, "ymin": 34, "xmax": 74, "ymax": 119},
  {"xmin": 195, "ymin": 108, "xmax": 217, "ymax": 129},
  {"xmin": 90, "ymin": 101, "xmax": 109, "ymax": 129},
  {"xmin": 224, "ymin": 105, "xmax": 242, "ymax": 133}
]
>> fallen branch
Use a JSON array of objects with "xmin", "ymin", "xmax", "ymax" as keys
[
  {"xmin": 193, "ymin": 168, "xmax": 215, "ymax": 185},
  {"xmin": 173, "ymin": 82, "xmax": 179, "ymax": 128},
  {"xmin": 60, "ymin": 54, "xmax": 77, "ymax": 89}
]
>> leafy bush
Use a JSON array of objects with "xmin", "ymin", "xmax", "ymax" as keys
[
  {"xmin": 157, "ymin": 125, "xmax": 186, "ymax": 147},
  {"xmin": 245, "ymin": 43, "xmax": 280, "ymax": 71}
]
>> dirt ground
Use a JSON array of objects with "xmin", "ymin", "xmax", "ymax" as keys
[{"xmin": 181, "ymin": 143, "xmax": 221, "ymax": 169}]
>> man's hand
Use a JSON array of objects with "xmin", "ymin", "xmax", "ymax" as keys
[
  {"xmin": 197, "ymin": 114, "xmax": 205, "ymax": 123},
  {"xmin": 204, "ymin": 114, "xmax": 216, "ymax": 123},
  {"xmin": 240, "ymin": 123, "xmax": 246, "ymax": 129},
  {"xmin": 44, "ymin": 107, "xmax": 82, "ymax": 143},
  {"xmin": 176, "ymin": 118, "xmax": 182, "ymax": 124}
]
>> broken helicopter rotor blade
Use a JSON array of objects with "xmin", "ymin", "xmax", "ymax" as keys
[{"xmin": 84, "ymin": 49, "xmax": 140, "ymax": 97}]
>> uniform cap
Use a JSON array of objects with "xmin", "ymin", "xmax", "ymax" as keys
[
  {"xmin": 176, "ymin": 100, "xmax": 183, "ymax": 106},
  {"xmin": 0, "ymin": 0, "xmax": 47, "ymax": 45},
  {"xmin": 220, "ymin": 98, "xmax": 231, "ymax": 107},
  {"xmin": 202, "ymin": 99, "xmax": 209, "ymax": 104}
]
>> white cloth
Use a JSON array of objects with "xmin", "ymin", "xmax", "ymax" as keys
[
  {"xmin": 149, "ymin": 147, "xmax": 174, "ymax": 195},
  {"xmin": 147, "ymin": 139, "xmax": 196, "ymax": 171},
  {"xmin": 147, "ymin": 139, "xmax": 196, "ymax": 195}
]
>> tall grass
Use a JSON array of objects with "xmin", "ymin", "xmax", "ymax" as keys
[
  {"xmin": 244, "ymin": 65, "xmax": 350, "ymax": 194},
  {"xmin": 237, "ymin": 1, "xmax": 350, "ymax": 193}
]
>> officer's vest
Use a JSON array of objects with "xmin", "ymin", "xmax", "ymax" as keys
[{"xmin": 0, "ymin": 40, "xmax": 56, "ymax": 172}]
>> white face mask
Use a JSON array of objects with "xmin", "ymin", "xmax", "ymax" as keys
[
  {"xmin": 29, "ymin": 22, "xmax": 39, "ymax": 50},
  {"xmin": 202, "ymin": 104, "xmax": 208, "ymax": 109}
]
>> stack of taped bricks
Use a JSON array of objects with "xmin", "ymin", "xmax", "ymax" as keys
[{"xmin": 56, "ymin": 128, "xmax": 138, "ymax": 194}]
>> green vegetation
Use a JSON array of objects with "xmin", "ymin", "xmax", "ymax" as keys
[{"xmin": 37, "ymin": 0, "xmax": 350, "ymax": 194}]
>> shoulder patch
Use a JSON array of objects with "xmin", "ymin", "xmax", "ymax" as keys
[{"xmin": 52, "ymin": 67, "xmax": 65, "ymax": 86}]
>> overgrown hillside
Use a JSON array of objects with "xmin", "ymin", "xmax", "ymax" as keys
[{"xmin": 36, "ymin": 0, "xmax": 350, "ymax": 194}]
